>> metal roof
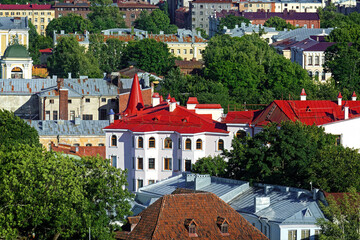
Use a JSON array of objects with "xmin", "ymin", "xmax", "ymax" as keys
[
  {"xmin": 273, "ymin": 27, "xmax": 334, "ymax": 42},
  {"xmin": 0, "ymin": 17, "xmax": 28, "ymax": 30},
  {"xmin": 26, "ymin": 120, "xmax": 109, "ymax": 136}
]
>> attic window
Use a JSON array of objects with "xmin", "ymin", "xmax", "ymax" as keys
[
  {"xmin": 221, "ymin": 223, "xmax": 228, "ymax": 234},
  {"xmin": 152, "ymin": 117, "xmax": 158, "ymax": 121},
  {"xmin": 217, "ymin": 217, "xmax": 229, "ymax": 236},
  {"xmin": 185, "ymin": 219, "xmax": 198, "ymax": 237},
  {"xmin": 306, "ymin": 106, "xmax": 311, "ymax": 112},
  {"xmin": 182, "ymin": 118, "xmax": 188, "ymax": 123}
]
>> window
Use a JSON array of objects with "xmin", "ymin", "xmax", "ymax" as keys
[
  {"xmin": 101, "ymin": 97, "xmax": 106, "ymax": 102},
  {"xmin": 177, "ymin": 49, "xmax": 180, "ymax": 54},
  {"xmin": 35, "ymin": 18, "xmax": 38, "ymax": 22},
  {"xmin": 149, "ymin": 137, "xmax": 155, "ymax": 148},
  {"xmin": 85, "ymin": 98, "xmax": 90, "ymax": 103},
  {"xmin": 5, "ymin": 12, "xmax": 9, "ymax": 16},
  {"xmin": 73, "ymin": 143, "xmax": 80, "ymax": 147},
  {"xmin": 137, "ymin": 179, "xmax": 143, "ymax": 189},
  {"xmin": 200, "ymin": 4, "xmax": 203, "ymax": 8},
  {"xmin": 308, "ymin": 71, "xmax": 313, "ymax": 78},
  {"xmin": 11, "ymin": 12, "xmax": 14, "ymax": 15},
  {"xmin": 48, "ymin": 18, "xmax": 51, "ymax": 23},
  {"xmin": 335, "ymin": 135, "xmax": 341, "ymax": 146},
  {"xmin": 178, "ymin": 159, "xmax": 182, "ymax": 171},
  {"xmin": 82, "ymin": 114, "xmax": 93, "ymax": 120},
  {"xmin": 53, "ymin": 111, "xmax": 58, "ymax": 120},
  {"xmin": 185, "ymin": 160, "xmax": 192, "ymax": 171},
  {"xmin": 314, "ymin": 230, "xmax": 320, "ymax": 240},
  {"xmin": 196, "ymin": 139, "xmax": 202, "ymax": 150},
  {"xmin": 100, "ymin": 109, "xmax": 107, "ymax": 120},
  {"xmin": 131, "ymin": 13, "xmax": 135, "ymax": 18},
  {"xmin": 41, "ymin": 12, "xmax": 44, "ymax": 15},
  {"xmin": 178, "ymin": 138, "xmax": 181, "ymax": 149},
  {"xmin": 308, "ymin": 56, "xmax": 313, "ymax": 65},
  {"xmin": 111, "ymin": 156, "xmax": 117, "ymax": 167},
  {"xmin": 148, "ymin": 180, "xmax": 155, "ymax": 185},
  {"xmin": 183, "ymin": 49, "xmax": 187, "ymax": 54},
  {"xmin": 16, "ymin": 12, "xmax": 20, "ymax": 15},
  {"xmin": 236, "ymin": 130, "xmax": 246, "ymax": 139},
  {"xmin": 164, "ymin": 137, "xmax": 172, "ymax": 149},
  {"xmin": 311, "ymin": 24, "xmax": 314, "ymax": 28},
  {"xmin": 221, "ymin": 223, "xmax": 228, "ymax": 234},
  {"xmin": 137, "ymin": 158, "xmax": 143, "ymax": 170},
  {"xmin": 68, "ymin": 99, "xmax": 72, "ymax": 104},
  {"xmin": 111, "ymin": 135, "xmax": 117, "ymax": 146},
  {"xmin": 98, "ymin": 143, "xmax": 104, "ymax": 146},
  {"xmin": 138, "ymin": 137, "xmax": 144, "ymax": 148},
  {"xmin": 315, "ymin": 71, "xmax": 319, "ymax": 80},
  {"xmin": 171, "ymin": 49, "xmax": 174, "ymax": 54},
  {"xmin": 315, "ymin": 56, "xmax": 320, "ymax": 65},
  {"xmin": 48, "ymin": 12, "xmax": 51, "ymax": 15},
  {"xmin": 149, "ymin": 158, "xmax": 155, "ymax": 169},
  {"xmin": 200, "ymin": 11, "xmax": 203, "ymax": 15},
  {"xmin": 164, "ymin": 158, "xmax": 172, "ymax": 170},
  {"xmin": 288, "ymin": 230, "xmax": 297, "ymax": 240},
  {"xmin": 50, "ymin": 99, "xmax": 54, "ymax": 104},
  {"xmin": 189, "ymin": 222, "xmax": 196, "ymax": 234},
  {"xmin": 185, "ymin": 139, "xmax": 192, "ymax": 150},
  {"xmin": 41, "ymin": 18, "xmax": 44, "ymax": 23},
  {"xmin": 301, "ymin": 230, "xmax": 310, "ymax": 240},
  {"xmin": 218, "ymin": 139, "xmax": 224, "ymax": 151},
  {"xmin": 322, "ymin": 72, "xmax": 326, "ymax": 81},
  {"xmin": 70, "ymin": 110, "xmax": 75, "ymax": 120},
  {"xmin": 190, "ymin": 49, "xmax": 193, "ymax": 54},
  {"xmin": 322, "ymin": 56, "xmax": 325, "ymax": 65},
  {"xmin": 86, "ymin": 143, "xmax": 92, "ymax": 147}
]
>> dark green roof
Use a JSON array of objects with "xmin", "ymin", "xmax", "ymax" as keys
[{"xmin": 3, "ymin": 44, "xmax": 30, "ymax": 58}]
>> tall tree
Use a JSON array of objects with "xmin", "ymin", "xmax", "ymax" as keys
[
  {"xmin": 217, "ymin": 15, "xmax": 250, "ymax": 33},
  {"xmin": 28, "ymin": 21, "xmax": 53, "ymax": 65},
  {"xmin": 121, "ymin": 38, "xmax": 175, "ymax": 75},
  {"xmin": 326, "ymin": 24, "xmax": 360, "ymax": 43},
  {"xmin": 48, "ymin": 36, "xmax": 102, "ymax": 78},
  {"xmin": 192, "ymin": 156, "xmax": 227, "ymax": 177},
  {"xmin": 134, "ymin": 9, "xmax": 177, "ymax": 34},
  {"xmin": 264, "ymin": 16, "xmax": 295, "ymax": 31}
]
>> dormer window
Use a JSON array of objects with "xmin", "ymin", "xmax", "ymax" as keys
[
  {"xmin": 217, "ymin": 217, "xmax": 229, "ymax": 236},
  {"xmin": 185, "ymin": 219, "xmax": 198, "ymax": 237},
  {"xmin": 221, "ymin": 222, "xmax": 228, "ymax": 234}
]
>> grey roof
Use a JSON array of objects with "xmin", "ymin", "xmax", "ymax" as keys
[
  {"xmin": 0, "ymin": 17, "xmax": 28, "ymax": 30},
  {"xmin": 229, "ymin": 184, "xmax": 325, "ymax": 224},
  {"xmin": 223, "ymin": 23, "xmax": 278, "ymax": 37},
  {"xmin": 27, "ymin": 120, "xmax": 109, "ymax": 136},
  {"xmin": 273, "ymin": 27, "xmax": 334, "ymax": 42}
]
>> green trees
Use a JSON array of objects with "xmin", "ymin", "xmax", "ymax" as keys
[
  {"xmin": 217, "ymin": 15, "xmax": 250, "ymax": 33},
  {"xmin": 264, "ymin": 16, "xmax": 295, "ymax": 31},
  {"xmin": 192, "ymin": 156, "xmax": 227, "ymax": 177},
  {"xmin": 46, "ymin": 14, "xmax": 94, "ymax": 39},
  {"xmin": 134, "ymin": 9, "xmax": 178, "ymax": 34},
  {"xmin": 121, "ymin": 38, "xmax": 175, "ymax": 75},
  {"xmin": 203, "ymin": 34, "xmax": 314, "ymax": 105},
  {"xmin": 28, "ymin": 22, "xmax": 53, "ymax": 65},
  {"xmin": 48, "ymin": 36, "xmax": 102, "ymax": 78}
]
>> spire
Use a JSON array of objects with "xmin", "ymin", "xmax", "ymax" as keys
[
  {"xmin": 352, "ymin": 91, "xmax": 357, "ymax": 101},
  {"xmin": 300, "ymin": 88, "xmax": 307, "ymax": 96},
  {"xmin": 123, "ymin": 74, "xmax": 144, "ymax": 116}
]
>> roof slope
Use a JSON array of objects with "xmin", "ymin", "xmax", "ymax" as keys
[{"xmin": 117, "ymin": 192, "xmax": 268, "ymax": 240}]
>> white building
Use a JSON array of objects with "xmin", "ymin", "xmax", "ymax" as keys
[{"xmin": 104, "ymin": 75, "xmax": 231, "ymax": 191}]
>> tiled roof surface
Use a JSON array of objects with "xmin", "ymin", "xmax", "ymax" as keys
[
  {"xmin": 224, "ymin": 110, "xmax": 262, "ymax": 124},
  {"xmin": 117, "ymin": 192, "xmax": 268, "ymax": 240},
  {"xmin": 117, "ymin": 2, "xmax": 158, "ymax": 8},
  {"xmin": 196, "ymin": 104, "xmax": 222, "ymax": 109},
  {"xmin": 0, "ymin": 4, "xmax": 53, "ymax": 10},
  {"xmin": 51, "ymin": 142, "xmax": 106, "ymax": 159},
  {"xmin": 39, "ymin": 48, "xmax": 52, "ymax": 53},
  {"xmin": 229, "ymin": 185, "xmax": 325, "ymax": 224},
  {"xmin": 175, "ymin": 59, "xmax": 204, "ymax": 68},
  {"xmin": 27, "ymin": 120, "xmax": 109, "ymax": 136},
  {"xmin": 104, "ymin": 103, "xmax": 228, "ymax": 134},
  {"xmin": 289, "ymin": 37, "xmax": 318, "ymax": 50},
  {"xmin": 0, "ymin": 17, "xmax": 28, "ymax": 30},
  {"xmin": 305, "ymin": 41, "xmax": 335, "ymax": 51}
]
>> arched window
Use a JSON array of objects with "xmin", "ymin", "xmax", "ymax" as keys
[
  {"xmin": 185, "ymin": 138, "xmax": 192, "ymax": 150},
  {"xmin": 149, "ymin": 137, "xmax": 155, "ymax": 148},
  {"xmin": 138, "ymin": 137, "xmax": 143, "ymax": 148},
  {"xmin": 164, "ymin": 137, "xmax": 172, "ymax": 149},
  {"xmin": 315, "ymin": 71, "xmax": 319, "ymax": 81},
  {"xmin": 308, "ymin": 71, "xmax": 313, "ymax": 78},
  {"xmin": 86, "ymin": 143, "xmax": 92, "ymax": 147},
  {"xmin": 111, "ymin": 135, "xmax": 117, "ymax": 146},
  {"xmin": 322, "ymin": 72, "xmax": 326, "ymax": 81},
  {"xmin": 218, "ymin": 139, "xmax": 224, "ymax": 151},
  {"xmin": 236, "ymin": 130, "xmax": 246, "ymax": 139},
  {"xmin": 196, "ymin": 139, "xmax": 202, "ymax": 150}
]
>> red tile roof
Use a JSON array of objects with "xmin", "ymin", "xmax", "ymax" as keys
[
  {"xmin": 304, "ymin": 42, "xmax": 335, "ymax": 51},
  {"xmin": 39, "ymin": 48, "xmax": 53, "ymax": 53},
  {"xmin": 224, "ymin": 110, "xmax": 261, "ymax": 124},
  {"xmin": 116, "ymin": 191, "xmax": 268, "ymax": 240},
  {"xmin": 187, "ymin": 97, "xmax": 199, "ymax": 104},
  {"xmin": 0, "ymin": 4, "xmax": 52, "ymax": 10},
  {"xmin": 51, "ymin": 142, "xmax": 106, "ymax": 159},
  {"xmin": 196, "ymin": 104, "xmax": 222, "ymax": 109}
]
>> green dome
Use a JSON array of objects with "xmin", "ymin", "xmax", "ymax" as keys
[{"xmin": 3, "ymin": 44, "xmax": 30, "ymax": 58}]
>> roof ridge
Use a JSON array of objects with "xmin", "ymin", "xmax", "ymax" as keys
[{"xmin": 151, "ymin": 196, "xmax": 166, "ymax": 238}]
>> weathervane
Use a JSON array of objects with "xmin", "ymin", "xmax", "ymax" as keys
[{"xmin": 11, "ymin": 34, "xmax": 20, "ymax": 45}]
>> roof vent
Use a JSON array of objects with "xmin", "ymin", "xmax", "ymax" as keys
[
  {"xmin": 337, "ymin": 92, "xmax": 342, "ymax": 106},
  {"xmin": 352, "ymin": 91, "xmax": 357, "ymax": 101},
  {"xmin": 254, "ymin": 197, "xmax": 270, "ymax": 212},
  {"xmin": 300, "ymin": 88, "xmax": 307, "ymax": 101}
]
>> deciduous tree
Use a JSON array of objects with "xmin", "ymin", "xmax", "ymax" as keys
[
  {"xmin": 134, "ymin": 9, "xmax": 177, "ymax": 34},
  {"xmin": 217, "ymin": 15, "xmax": 250, "ymax": 33},
  {"xmin": 264, "ymin": 16, "xmax": 295, "ymax": 31},
  {"xmin": 192, "ymin": 156, "xmax": 227, "ymax": 177}
]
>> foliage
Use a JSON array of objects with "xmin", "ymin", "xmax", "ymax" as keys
[
  {"xmin": 327, "ymin": 24, "xmax": 360, "ymax": 43},
  {"xmin": 134, "ymin": 9, "xmax": 177, "ymax": 34},
  {"xmin": 192, "ymin": 156, "xmax": 227, "ymax": 177},
  {"xmin": 318, "ymin": 4, "xmax": 360, "ymax": 28},
  {"xmin": 0, "ymin": 0, "xmax": 52, "ymax": 3},
  {"xmin": 203, "ymin": 34, "xmax": 315, "ymax": 105},
  {"xmin": 48, "ymin": 36, "xmax": 102, "ymax": 78},
  {"xmin": 46, "ymin": 14, "xmax": 94, "ymax": 39},
  {"xmin": 88, "ymin": 2, "xmax": 126, "ymax": 32},
  {"xmin": 28, "ymin": 22, "xmax": 53, "ymax": 65},
  {"xmin": 0, "ymin": 146, "xmax": 133, "ymax": 240},
  {"xmin": 224, "ymin": 121, "xmax": 347, "ymax": 190},
  {"xmin": 157, "ymin": 0, "xmax": 169, "ymax": 17},
  {"xmin": 217, "ymin": 15, "xmax": 250, "ymax": 33},
  {"xmin": 89, "ymin": 34, "xmax": 125, "ymax": 73},
  {"xmin": 121, "ymin": 38, "xmax": 175, "ymax": 75},
  {"xmin": 0, "ymin": 109, "xmax": 40, "ymax": 148},
  {"xmin": 195, "ymin": 27, "xmax": 209, "ymax": 39},
  {"xmin": 318, "ymin": 188, "xmax": 360, "ymax": 240},
  {"xmin": 324, "ymin": 43, "xmax": 360, "ymax": 97},
  {"xmin": 263, "ymin": 16, "xmax": 295, "ymax": 31},
  {"xmin": 159, "ymin": 68, "xmax": 229, "ymax": 107}
]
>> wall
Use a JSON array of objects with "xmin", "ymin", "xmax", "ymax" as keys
[
  {"xmin": 168, "ymin": 42, "xmax": 207, "ymax": 60},
  {"xmin": 40, "ymin": 135, "xmax": 106, "ymax": 150},
  {"xmin": 0, "ymin": 94, "xmax": 39, "ymax": 119},
  {"xmin": 0, "ymin": 29, "xmax": 29, "ymax": 57}
]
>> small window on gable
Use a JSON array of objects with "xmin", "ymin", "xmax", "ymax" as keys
[
  {"xmin": 217, "ymin": 217, "xmax": 229, "ymax": 235},
  {"xmin": 185, "ymin": 219, "xmax": 198, "ymax": 237},
  {"xmin": 111, "ymin": 135, "xmax": 117, "ymax": 146},
  {"xmin": 138, "ymin": 137, "xmax": 143, "ymax": 148}
]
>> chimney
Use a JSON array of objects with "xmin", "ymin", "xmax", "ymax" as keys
[
  {"xmin": 169, "ymin": 97, "xmax": 177, "ymax": 112},
  {"xmin": 194, "ymin": 174, "xmax": 211, "ymax": 190},
  {"xmin": 186, "ymin": 97, "xmax": 199, "ymax": 109},
  {"xmin": 152, "ymin": 92, "xmax": 160, "ymax": 107},
  {"xmin": 59, "ymin": 88, "xmax": 69, "ymax": 120},
  {"xmin": 300, "ymin": 88, "xmax": 307, "ymax": 101},
  {"xmin": 343, "ymin": 101, "xmax": 349, "ymax": 120},
  {"xmin": 312, "ymin": 188, "xmax": 318, "ymax": 200},
  {"xmin": 337, "ymin": 92, "xmax": 342, "ymax": 106},
  {"xmin": 57, "ymin": 77, "xmax": 63, "ymax": 90},
  {"xmin": 109, "ymin": 109, "xmax": 115, "ymax": 124},
  {"xmin": 68, "ymin": 72, "xmax": 72, "ymax": 79},
  {"xmin": 254, "ymin": 197, "xmax": 270, "ymax": 212},
  {"xmin": 352, "ymin": 91, "xmax": 357, "ymax": 101},
  {"xmin": 166, "ymin": 93, "xmax": 171, "ymax": 103}
]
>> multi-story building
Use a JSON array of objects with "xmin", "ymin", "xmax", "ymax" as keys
[
  {"xmin": 0, "ymin": 4, "xmax": 55, "ymax": 35},
  {"xmin": 274, "ymin": 0, "xmax": 325, "ymax": 13},
  {"xmin": 0, "ymin": 17, "xmax": 29, "ymax": 57},
  {"xmin": 190, "ymin": 0, "xmax": 233, "ymax": 34},
  {"xmin": 239, "ymin": 1, "xmax": 275, "ymax": 12},
  {"xmin": 53, "ymin": 0, "xmax": 91, "ymax": 19}
]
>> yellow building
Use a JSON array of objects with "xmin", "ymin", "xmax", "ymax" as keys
[
  {"xmin": 0, "ymin": 17, "xmax": 29, "ymax": 57},
  {"xmin": 0, "ymin": 4, "xmax": 55, "ymax": 36}
]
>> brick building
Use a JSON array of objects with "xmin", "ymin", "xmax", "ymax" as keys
[{"xmin": 53, "ymin": 0, "xmax": 91, "ymax": 18}]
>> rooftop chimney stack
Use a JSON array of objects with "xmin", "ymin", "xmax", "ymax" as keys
[
  {"xmin": 343, "ymin": 102, "xmax": 349, "ymax": 120},
  {"xmin": 59, "ymin": 88, "xmax": 68, "ymax": 120},
  {"xmin": 300, "ymin": 88, "xmax": 307, "ymax": 101},
  {"xmin": 166, "ymin": 93, "xmax": 171, "ymax": 103},
  {"xmin": 152, "ymin": 92, "xmax": 160, "ymax": 107},
  {"xmin": 337, "ymin": 92, "xmax": 342, "ymax": 106},
  {"xmin": 109, "ymin": 109, "xmax": 115, "ymax": 124},
  {"xmin": 169, "ymin": 97, "xmax": 177, "ymax": 112},
  {"xmin": 68, "ymin": 72, "xmax": 71, "ymax": 79},
  {"xmin": 352, "ymin": 91, "xmax": 357, "ymax": 101}
]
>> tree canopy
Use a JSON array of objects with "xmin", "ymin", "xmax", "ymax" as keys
[
  {"xmin": 28, "ymin": 22, "xmax": 53, "ymax": 65},
  {"xmin": 217, "ymin": 15, "xmax": 250, "ymax": 33},
  {"xmin": 88, "ymin": 2, "xmax": 127, "ymax": 32},
  {"xmin": 192, "ymin": 156, "xmax": 227, "ymax": 177},
  {"xmin": 121, "ymin": 38, "xmax": 175, "ymax": 75},
  {"xmin": 134, "ymin": 9, "xmax": 177, "ymax": 34},
  {"xmin": 263, "ymin": 16, "xmax": 295, "ymax": 31},
  {"xmin": 48, "ymin": 36, "xmax": 102, "ymax": 78}
]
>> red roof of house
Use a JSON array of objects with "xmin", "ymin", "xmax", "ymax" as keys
[
  {"xmin": 0, "ymin": 4, "xmax": 52, "ymax": 10},
  {"xmin": 116, "ymin": 191, "xmax": 268, "ymax": 240},
  {"xmin": 39, "ymin": 48, "xmax": 53, "ymax": 53},
  {"xmin": 187, "ymin": 97, "xmax": 199, "ymax": 104},
  {"xmin": 224, "ymin": 110, "xmax": 262, "ymax": 124},
  {"xmin": 196, "ymin": 104, "xmax": 222, "ymax": 109},
  {"xmin": 51, "ymin": 142, "xmax": 105, "ymax": 159},
  {"xmin": 105, "ymin": 103, "xmax": 228, "ymax": 134}
]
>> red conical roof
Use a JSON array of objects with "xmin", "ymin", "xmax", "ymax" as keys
[
  {"xmin": 123, "ymin": 74, "xmax": 144, "ymax": 116},
  {"xmin": 337, "ymin": 92, "xmax": 342, "ymax": 98},
  {"xmin": 167, "ymin": 93, "xmax": 171, "ymax": 100},
  {"xmin": 300, "ymin": 88, "xmax": 307, "ymax": 96},
  {"xmin": 352, "ymin": 91, "xmax": 357, "ymax": 97}
]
